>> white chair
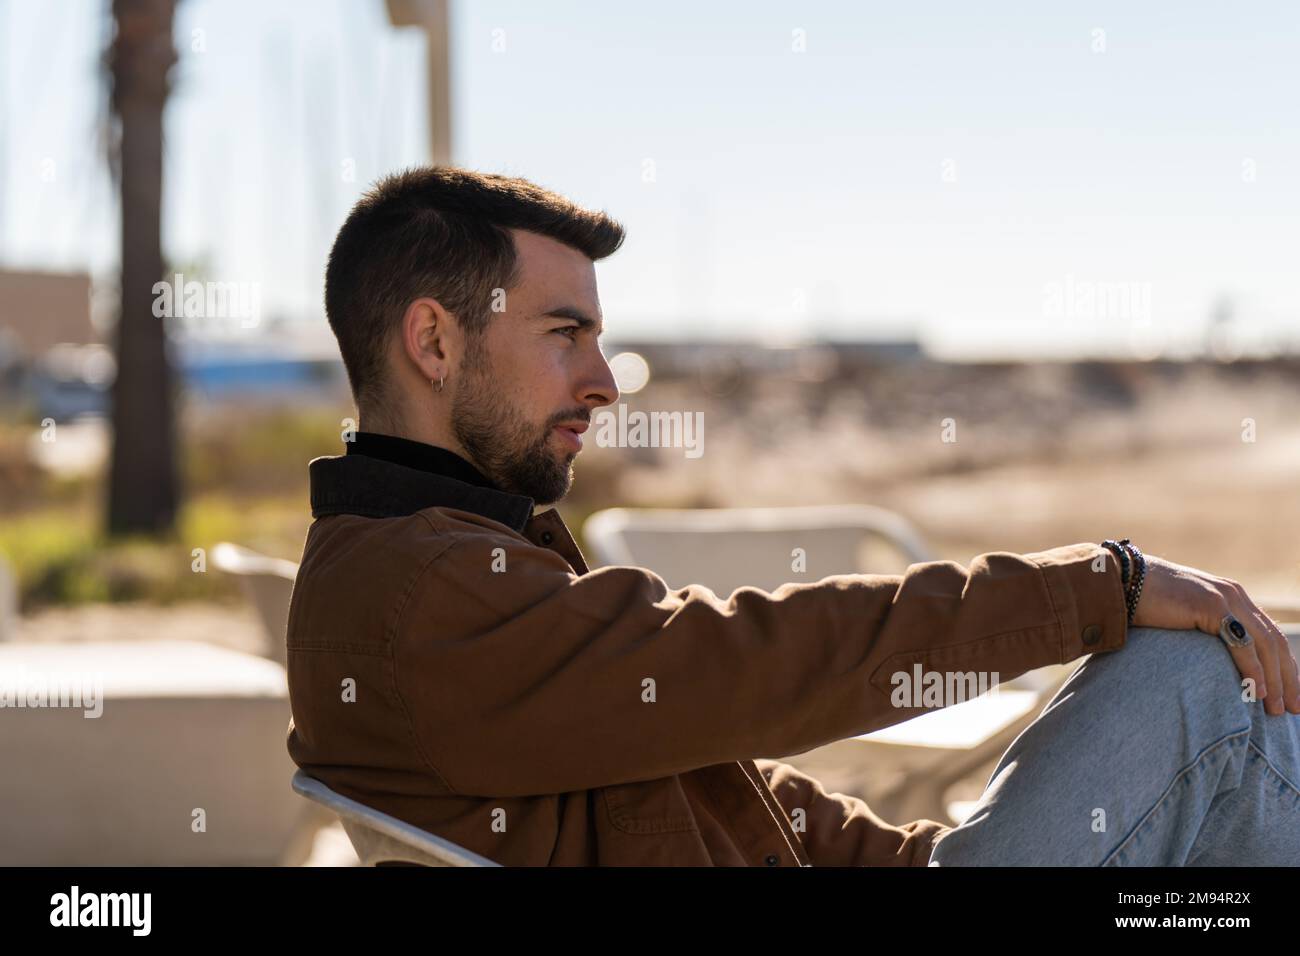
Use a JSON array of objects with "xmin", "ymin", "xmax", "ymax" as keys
[
  {"xmin": 582, "ymin": 504, "xmax": 1086, "ymax": 824},
  {"xmin": 0, "ymin": 639, "xmax": 314, "ymax": 865},
  {"xmin": 291, "ymin": 770, "xmax": 500, "ymax": 867},
  {"xmin": 211, "ymin": 542, "xmax": 298, "ymax": 668},
  {"xmin": 585, "ymin": 504, "xmax": 934, "ymax": 595}
]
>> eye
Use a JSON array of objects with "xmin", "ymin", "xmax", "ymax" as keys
[{"xmin": 552, "ymin": 326, "xmax": 580, "ymax": 340}]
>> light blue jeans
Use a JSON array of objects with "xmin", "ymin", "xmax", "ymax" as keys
[{"xmin": 928, "ymin": 627, "xmax": 1300, "ymax": 865}]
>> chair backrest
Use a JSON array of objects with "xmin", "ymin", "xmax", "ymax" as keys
[
  {"xmin": 212, "ymin": 542, "xmax": 298, "ymax": 667},
  {"xmin": 290, "ymin": 770, "xmax": 500, "ymax": 867},
  {"xmin": 584, "ymin": 504, "xmax": 933, "ymax": 595}
]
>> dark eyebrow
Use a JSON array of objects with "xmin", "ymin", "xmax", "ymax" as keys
[{"xmin": 539, "ymin": 306, "xmax": 604, "ymax": 335}]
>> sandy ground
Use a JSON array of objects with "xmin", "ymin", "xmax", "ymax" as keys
[
  {"xmin": 876, "ymin": 435, "xmax": 1300, "ymax": 600},
  {"xmin": 13, "ymin": 600, "xmax": 264, "ymax": 652}
]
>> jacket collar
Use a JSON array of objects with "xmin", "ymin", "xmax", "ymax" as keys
[
  {"xmin": 346, "ymin": 431, "xmax": 494, "ymax": 489},
  {"xmin": 308, "ymin": 452, "xmax": 535, "ymax": 531}
]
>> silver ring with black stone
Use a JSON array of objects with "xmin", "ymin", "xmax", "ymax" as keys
[{"xmin": 1219, "ymin": 614, "xmax": 1252, "ymax": 648}]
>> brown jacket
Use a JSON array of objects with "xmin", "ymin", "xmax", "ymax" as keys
[{"xmin": 286, "ymin": 451, "xmax": 1130, "ymax": 866}]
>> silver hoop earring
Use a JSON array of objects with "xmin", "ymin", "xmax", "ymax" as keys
[{"xmin": 434, "ymin": 374, "xmax": 444, "ymax": 393}]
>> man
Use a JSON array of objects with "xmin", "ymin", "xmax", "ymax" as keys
[{"xmin": 286, "ymin": 166, "xmax": 1300, "ymax": 866}]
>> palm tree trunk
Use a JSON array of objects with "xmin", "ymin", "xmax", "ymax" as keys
[{"xmin": 106, "ymin": 0, "xmax": 180, "ymax": 536}]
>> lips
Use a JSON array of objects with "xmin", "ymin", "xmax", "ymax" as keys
[{"xmin": 553, "ymin": 422, "xmax": 586, "ymax": 452}]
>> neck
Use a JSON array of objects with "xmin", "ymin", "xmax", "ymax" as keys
[{"xmin": 358, "ymin": 402, "xmax": 476, "ymax": 469}]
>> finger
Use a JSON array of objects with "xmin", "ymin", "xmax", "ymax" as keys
[
  {"xmin": 1229, "ymin": 599, "xmax": 1283, "ymax": 715},
  {"xmin": 1239, "ymin": 596, "xmax": 1300, "ymax": 715},
  {"xmin": 1196, "ymin": 592, "xmax": 1267, "ymax": 701},
  {"xmin": 1223, "ymin": 639, "xmax": 1268, "ymax": 707}
]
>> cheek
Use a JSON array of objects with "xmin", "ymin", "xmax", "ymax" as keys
[
  {"xmin": 534, "ymin": 344, "xmax": 579, "ymax": 386},
  {"xmin": 500, "ymin": 345, "xmax": 573, "ymax": 415},
  {"xmin": 485, "ymin": 342, "xmax": 539, "ymax": 386}
]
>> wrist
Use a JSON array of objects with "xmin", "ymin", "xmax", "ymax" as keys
[
  {"xmin": 1101, "ymin": 538, "xmax": 1146, "ymax": 625},
  {"xmin": 1121, "ymin": 540, "xmax": 1147, "ymax": 624}
]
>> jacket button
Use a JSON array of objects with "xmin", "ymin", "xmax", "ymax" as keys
[
  {"xmin": 540, "ymin": 531, "xmax": 554, "ymax": 545},
  {"xmin": 764, "ymin": 854, "xmax": 780, "ymax": 866},
  {"xmin": 1082, "ymin": 624, "xmax": 1102, "ymax": 646}
]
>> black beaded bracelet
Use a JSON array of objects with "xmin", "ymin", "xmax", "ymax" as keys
[
  {"xmin": 1120, "ymin": 539, "xmax": 1147, "ymax": 624},
  {"xmin": 1101, "ymin": 538, "xmax": 1147, "ymax": 625},
  {"xmin": 1101, "ymin": 539, "xmax": 1131, "ymax": 588}
]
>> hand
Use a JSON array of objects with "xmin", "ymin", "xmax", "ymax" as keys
[{"xmin": 1132, "ymin": 555, "xmax": 1300, "ymax": 716}]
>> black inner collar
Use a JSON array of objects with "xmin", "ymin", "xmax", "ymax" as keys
[{"xmin": 347, "ymin": 431, "xmax": 495, "ymax": 489}]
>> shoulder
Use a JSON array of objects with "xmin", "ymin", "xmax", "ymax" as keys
[{"xmin": 409, "ymin": 506, "xmax": 576, "ymax": 577}]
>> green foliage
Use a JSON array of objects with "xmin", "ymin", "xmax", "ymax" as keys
[{"xmin": 0, "ymin": 494, "xmax": 309, "ymax": 611}]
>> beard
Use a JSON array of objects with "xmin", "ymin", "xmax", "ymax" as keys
[{"xmin": 450, "ymin": 347, "xmax": 581, "ymax": 505}]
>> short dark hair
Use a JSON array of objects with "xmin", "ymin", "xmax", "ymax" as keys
[{"xmin": 324, "ymin": 165, "xmax": 625, "ymax": 409}]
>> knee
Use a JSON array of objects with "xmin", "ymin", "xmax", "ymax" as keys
[
  {"xmin": 1119, "ymin": 626, "xmax": 1254, "ymax": 731},
  {"xmin": 1125, "ymin": 625, "xmax": 1226, "ymax": 662},
  {"xmin": 1124, "ymin": 626, "xmax": 1238, "ymax": 682}
]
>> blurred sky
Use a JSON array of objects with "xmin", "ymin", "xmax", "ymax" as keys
[{"xmin": 2, "ymin": 0, "xmax": 1298, "ymax": 358}]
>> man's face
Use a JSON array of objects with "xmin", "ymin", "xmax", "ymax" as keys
[{"xmin": 450, "ymin": 229, "xmax": 619, "ymax": 504}]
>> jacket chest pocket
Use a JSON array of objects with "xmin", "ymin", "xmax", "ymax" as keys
[{"xmin": 601, "ymin": 779, "xmax": 699, "ymax": 835}]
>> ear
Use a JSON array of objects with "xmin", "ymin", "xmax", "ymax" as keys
[{"xmin": 398, "ymin": 296, "xmax": 458, "ymax": 382}]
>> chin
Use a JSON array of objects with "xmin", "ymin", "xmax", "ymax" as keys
[{"xmin": 539, "ymin": 468, "xmax": 575, "ymax": 505}]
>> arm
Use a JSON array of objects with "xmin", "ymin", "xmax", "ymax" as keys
[{"xmin": 395, "ymin": 531, "xmax": 1128, "ymax": 797}]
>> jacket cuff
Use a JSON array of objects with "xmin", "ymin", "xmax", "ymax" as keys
[{"xmin": 1021, "ymin": 542, "xmax": 1129, "ymax": 661}]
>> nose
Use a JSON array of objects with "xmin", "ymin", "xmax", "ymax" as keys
[{"xmin": 581, "ymin": 345, "xmax": 620, "ymax": 411}]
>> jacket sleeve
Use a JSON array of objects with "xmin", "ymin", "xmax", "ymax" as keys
[{"xmin": 394, "ymin": 532, "xmax": 1128, "ymax": 797}]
